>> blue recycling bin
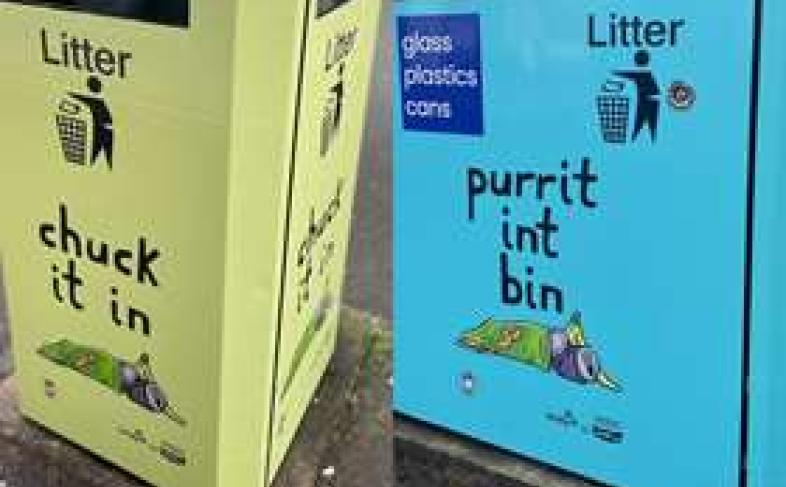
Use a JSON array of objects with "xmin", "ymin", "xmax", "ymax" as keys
[{"xmin": 392, "ymin": 1, "xmax": 786, "ymax": 486}]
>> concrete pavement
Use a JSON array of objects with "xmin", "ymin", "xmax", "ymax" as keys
[
  {"xmin": 396, "ymin": 419, "xmax": 601, "ymax": 487},
  {"xmin": 342, "ymin": 0, "xmax": 392, "ymax": 321}
]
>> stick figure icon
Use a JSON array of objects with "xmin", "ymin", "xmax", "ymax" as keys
[
  {"xmin": 330, "ymin": 63, "xmax": 346, "ymax": 133},
  {"xmin": 69, "ymin": 76, "xmax": 114, "ymax": 169},
  {"xmin": 614, "ymin": 50, "xmax": 660, "ymax": 142}
]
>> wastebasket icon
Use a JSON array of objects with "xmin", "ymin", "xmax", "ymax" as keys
[
  {"xmin": 55, "ymin": 99, "xmax": 89, "ymax": 165},
  {"xmin": 596, "ymin": 79, "xmax": 630, "ymax": 144},
  {"xmin": 319, "ymin": 100, "xmax": 336, "ymax": 157}
]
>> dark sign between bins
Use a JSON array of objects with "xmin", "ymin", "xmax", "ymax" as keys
[
  {"xmin": 317, "ymin": 0, "xmax": 353, "ymax": 18},
  {"xmin": 4, "ymin": 0, "xmax": 189, "ymax": 27}
]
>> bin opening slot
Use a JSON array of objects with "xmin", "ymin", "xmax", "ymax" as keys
[
  {"xmin": 317, "ymin": 0, "xmax": 353, "ymax": 18},
  {"xmin": 6, "ymin": 0, "xmax": 190, "ymax": 28}
]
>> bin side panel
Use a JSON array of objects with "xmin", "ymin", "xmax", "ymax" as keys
[
  {"xmin": 215, "ymin": 0, "xmax": 316, "ymax": 486},
  {"xmin": 393, "ymin": 2, "xmax": 755, "ymax": 486},
  {"xmin": 0, "ymin": 2, "xmax": 238, "ymax": 486},
  {"xmin": 265, "ymin": 0, "xmax": 383, "ymax": 481}
]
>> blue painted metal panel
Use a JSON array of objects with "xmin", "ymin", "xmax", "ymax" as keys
[{"xmin": 393, "ymin": 1, "xmax": 781, "ymax": 486}]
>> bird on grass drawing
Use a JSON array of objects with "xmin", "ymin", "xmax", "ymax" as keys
[
  {"xmin": 458, "ymin": 311, "xmax": 622, "ymax": 393},
  {"xmin": 37, "ymin": 339, "xmax": 186, "ymax": 426}
]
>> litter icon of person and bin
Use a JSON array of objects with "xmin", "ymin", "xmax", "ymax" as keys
[
  {"xmin": 55, "ymin": 75, "xmax": 114, "ymax": 169},
  {"xmin": 597, "ymin": 49, "xmax": 696, "ymax": 145}
]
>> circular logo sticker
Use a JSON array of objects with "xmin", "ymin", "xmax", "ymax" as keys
[{"xmin": 669, "ymin": 81, "xmax": 697, "ymax": 110}]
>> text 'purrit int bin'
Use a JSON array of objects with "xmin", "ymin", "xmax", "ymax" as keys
[
  {"xmin": 393, "ymin": 1, "xmax": 786, "ymax": 486},
  {"xmin": 0, "ymin": 0, "xmax": 380, "ymax": 485}
]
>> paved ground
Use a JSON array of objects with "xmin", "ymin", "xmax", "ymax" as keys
[
  {"xmin": 396, "ymin": 419, "xmax": 601, "ymax": 487},
  {"xmin": 275, "ymin": 309, "xmax": 392, "ymax": 487},
  {"xmin": 342, "ymin": 0, "xmax": 392, "ymax": 321}
]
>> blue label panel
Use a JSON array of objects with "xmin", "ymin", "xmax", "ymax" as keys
[{"xmin": 397, "ymin": 14, "xmax": 484, "ymax": 135}]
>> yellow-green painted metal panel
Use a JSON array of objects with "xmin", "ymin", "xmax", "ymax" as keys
[
  {"xmin": 268, "ymin": 0, "xmax": 382, "ymax": 480},
  {"xmin": 0, "ymin": 0, "xmax": 380, "ymax": 486}
]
